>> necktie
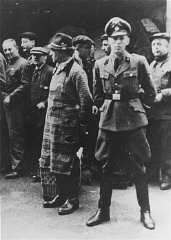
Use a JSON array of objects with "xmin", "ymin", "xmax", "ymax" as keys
[{"xmin": 114, "ymin": 58, "xmax": 120, "ymax": 72}]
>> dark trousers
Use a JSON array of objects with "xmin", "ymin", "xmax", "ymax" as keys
[
  {"xmin": 56, "ymin": 156, "xmax": 80, "ymax": 199},
  {"xmin": 4, "ymin": 103, "xmax": 25, "ymax": 172},
  {"xmin": 96, "ymin": 128, "xmax": 151, "ymax": 212},
  {"xmin": 25, "ymin": 124, "xmax": 44, "ymax": 172},
  {"xmin": 147, "ymin": 119, "xmax": 171, "ymax": 179},
  {"xmin": 25, "ymin": 107, "xmax": 46, "ymax": 172},
  {"xmin": 81, "ymin": 114, "xmax": 99, "ymax": 167}
]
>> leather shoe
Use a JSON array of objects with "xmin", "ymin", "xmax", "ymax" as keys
[
  {"xmin": 140, "ymin": 211, "xmax": 155, "ymax": 230},
  {"xmin": 5, "ymin": 171, "xmax": 20, "ymax": 179},
  {"xmin": 160, "ymin": 175, "xmax": 171, "ymax": 190},
  {"xmin": 86, "ymin": 208, "xmax": 110, "ymax": 227},
  {"xmin": 58, "ymin": 198, "xmax": 79, "ymax": 215},
  {"xmin": 43, "ymin": 195, "xmax": 65, "ymax": 208}
]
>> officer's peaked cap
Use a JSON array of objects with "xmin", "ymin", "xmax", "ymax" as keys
[
  {"xmin": 72, "ymin": 35, "xmax": 95, "ymax": 47},
  {"xmin": 30, "ymin": 47, "xmax": 48, "ymax": 55},
  {"xmin": 48, "ymin": 33, "xmax": 73, "ymax": 51},
  {"xmin": 105, "ymin": 17, "xmax": 131, "ymax": 37},
  {"xmin": 149, "ymin": 32, "xmax": 170, "ymax": 42},
  {"xmin": 20, "ymin": 32, "xmax": 37, "ymax": 40}
]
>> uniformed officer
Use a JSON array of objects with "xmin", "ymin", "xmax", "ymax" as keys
[
  {"xmin": 26, "ymin": 47, "xmax": 53, "ymax": 182},
  {"xmin": 86, "ymin": 17, "xmax": 156, "ymax": 229},
  {"xmin": 99, "ymin": 34, "xmax": 133, "ymax": 189},
  {"xmin": 148, "ymin": 33, "xmax": 171, "ymax": 190}
]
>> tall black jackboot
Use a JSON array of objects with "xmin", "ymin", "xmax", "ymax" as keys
[
  {"xmin": 134, "ymin": 167, "xmax": 155, "ymax": 230},
  {"xmin": 86, "ymin": 172, "xmax": 113, "ymax": 227}
]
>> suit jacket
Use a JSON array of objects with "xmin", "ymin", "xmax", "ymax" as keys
[
  {"xmin": 149, "ymin": 54, "xmax": 171, "ymax": 120},
  {"xmin": 3, "ymin": 55, "xmax": 28, "ymax": 104},
  {"xmin": 94, "ymin": 51, "xmax": 156, "ymax": 132}
]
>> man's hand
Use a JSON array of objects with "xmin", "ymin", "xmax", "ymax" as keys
[
  {"xmin": 92, "ymin": 105, "xmax": 98, "ymax": 115},
  {"xmin": 4, "ymin": 96, "xmax": 11, "ymax": 107},
  {"xmin": 154, "ymin": 93, "xmax": 163, "ymax": 103},
  {"xmin": 37, "ymin": 102, "xmax": 45, "ymax": 109}
]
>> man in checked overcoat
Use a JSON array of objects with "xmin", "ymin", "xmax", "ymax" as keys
[{"xmin": 40, "ymin": 33, "xmax": 92, "ymax": 215}]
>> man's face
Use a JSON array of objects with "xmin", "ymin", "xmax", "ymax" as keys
[
  {"xmin": 21, "ymin": 38, "xmax": 35, "ymax": 52},
  {"xmin": 151, "ymin": 38, "xmax": 169, "ymax": 57},
  {"xmin": 102, "ymin": 39, "xmax": 111, "ymax": 56},
  {"xmin": 77, "ymin": 44, "xmax": 92, "ymax": 59},
  {"xmin": 32, "ymin": 54, "xmax": 47, "ymax": 66},
  {"xmin": 108, "ymin": 35, "xmax": 130, "ymax": 56},
  {"xmin": 3, "ymin": 42, "xmax": 19, "ymax": 60},
  {"xmin": 49, "ymin": 49, "xmax": 64, "ymax": 63}
]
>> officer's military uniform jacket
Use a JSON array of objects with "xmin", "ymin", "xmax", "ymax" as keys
[
  {"xmin": 94, "ymin": 51, "xmax": 156, "ymax": 132},
  {"xmin": 40, "ymin": 58, "xmax": 93, "ymax": 174},
  {"xmin": 149, "ymin": 54, "xmax": 171, "ymax": 120}
]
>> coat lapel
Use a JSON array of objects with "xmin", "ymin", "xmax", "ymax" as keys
[{"xmin": 115, "ymin": 51, "xmax": 131, "ymax": 77}]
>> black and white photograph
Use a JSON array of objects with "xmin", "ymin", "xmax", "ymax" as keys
[{"xmin": 0, "ymin": 0, "xmax": 171, "ymax": 239}]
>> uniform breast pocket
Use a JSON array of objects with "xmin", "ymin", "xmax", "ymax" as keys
[
  {"xmin": 123, "ymin": 71, "xmax": 138, "ymax": 91},
  {"xmin": 100, "ymin": 72, "xmax": 113, "ymax": 93}
]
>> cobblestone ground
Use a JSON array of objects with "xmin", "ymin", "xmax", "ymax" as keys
[{"xmin": 0, "ymin": 174, "xmax": 171, "ymax": 240}]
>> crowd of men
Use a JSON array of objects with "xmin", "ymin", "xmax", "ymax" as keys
[{"xmin": 1, "ymin": 16, "xmax": 171, "ymax": 230}]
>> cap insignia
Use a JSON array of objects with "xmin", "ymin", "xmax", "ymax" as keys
[{"xmin": 115, "ymin": 26, "xmax": 120, "ymax": 32}]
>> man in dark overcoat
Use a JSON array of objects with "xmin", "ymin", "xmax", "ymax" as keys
[
  {"xmin": 86, "ymin": 17, "xmax": 156, "ymax": 230},
  {"xmin": 26, "ymin": 47, "xmax": 53, "ymax": 182}
]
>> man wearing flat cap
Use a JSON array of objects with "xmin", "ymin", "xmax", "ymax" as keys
[
  {"xmin": 20, "ymin": 32, "xmax": 37, "ymax": 62},
  {"xmin": 40, "ymin": 33, "xmax": 92, "ymax": 214},
  {"xmin": 147, "ymin": 32, "xmax": 171, "ymax": 190},
  {"xmin": 25, "ymin": 47, "xmax": 53, "ymax": 182},
  {"xmin": 86, "ymin": 17, "xmax": 156, "ymax": 229},
  {"xmin": 72, "ymin": 35, "xmax": 100, "ymax": 181}
]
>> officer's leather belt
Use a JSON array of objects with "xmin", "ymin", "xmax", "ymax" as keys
[{"xmin": 105, "ymin": 93, "xmax": 138, "ymax": 101}]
